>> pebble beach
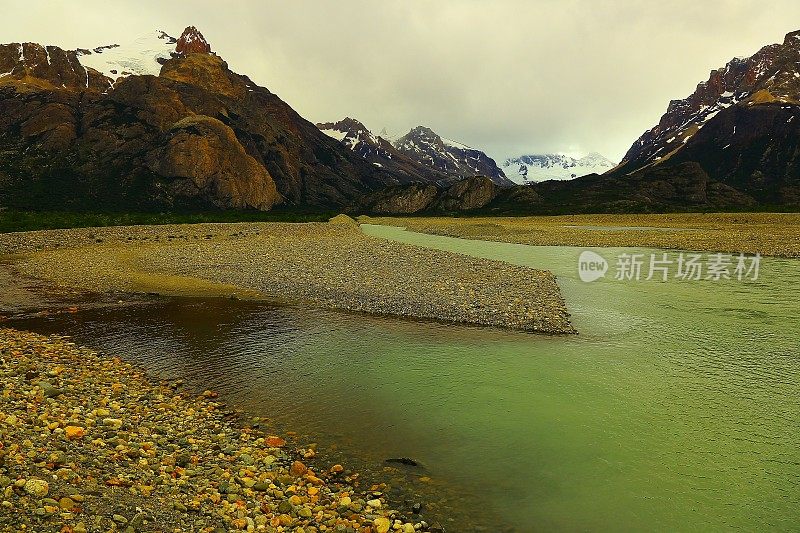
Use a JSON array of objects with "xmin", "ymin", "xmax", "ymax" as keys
[{"xmin": 0, "ymin": 328, "xmax": 433, "ymax": 533}]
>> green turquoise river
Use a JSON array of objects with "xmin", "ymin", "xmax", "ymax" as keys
[{"xmin": 12, "ymin": 224, "xmax": 800, "ymax": 532}]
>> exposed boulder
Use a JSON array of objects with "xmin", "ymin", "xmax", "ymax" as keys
[{"xmin": 431, "ymin": 176, "xmax": 496, "ymax": 211}]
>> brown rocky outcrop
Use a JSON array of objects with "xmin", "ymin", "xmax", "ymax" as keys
[
  {"xmin": 431, "ymin": 176, "xmax": 496, "ymax": 211},
  {"xmin": 147, "ymin": 115, "xmax": 280, "ymax": 210},
  {"xmin": 356, "ymin": 176, "xmax": 498, "ymax": 214},
  {"xmin": 356, "ymin": 183, "xmax": 441, "ymax": 214}
]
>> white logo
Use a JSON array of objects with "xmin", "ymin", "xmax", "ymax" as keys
[
  {"xmin": 577, "ymin": 250, "xmax": 760, "ymax": 283},
  {"xmin": 578, "ymin": 251, "xmax": 608, "ymax": 282}
]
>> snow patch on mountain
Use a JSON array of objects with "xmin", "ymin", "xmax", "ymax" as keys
[
  {"xmin": 320, "ymin": 127, "xmax": 348, "ymax": 142},
  {"xmin": 502, "ymin": 153, "xmax": 616, "ymax": 183},
  {"xmin": 76, "ymin": 30, "xmax": 177, "ymax": 78}
]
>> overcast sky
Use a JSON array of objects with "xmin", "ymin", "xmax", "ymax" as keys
[{"xmin": 3, "ymin": 1, "xmax": 800, "ymax": 162}]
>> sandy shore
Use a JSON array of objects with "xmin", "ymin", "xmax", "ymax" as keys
[
  {"xmin": 0, "ymin": 328, "xmax": 431, "ymax": 532},
  {"xmin": 0, "ymin": 221, "xmax": 574, "ymax": 334},
  {"xmin": 366, "ymin": 213, "xmax": 800, "ymax": 258}
]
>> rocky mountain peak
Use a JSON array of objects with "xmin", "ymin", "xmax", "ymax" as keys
[
  {"xmin": 405, "ymin": 126, "xmax": 440, "ymax": 141},
  {"xmin": 783, "ymin": 29, "xmax": 800, "ymax": 46},
  {"xmin": 317, "ymin": 117, "xmax": 452, "ymax": 183},
  {"xmin": 393, "ymin": 126, "xmax": 513, "ymax": 186},
  {"xmin": 319, "ymin": 117, "xmax": 371, "ymax": 136},
  {"xmin": 175, "ymin": 26, "xmax": 211, "ymax": 55}
]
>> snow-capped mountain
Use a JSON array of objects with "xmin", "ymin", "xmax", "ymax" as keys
[
  {"xmin": 393, "ymin": 126, "xmax": 514, "ymax": 186},
  {"xmin": 318, "ymin": 121, "xmax": 514, "ymax": 186},
  {"xmin": 319, "ymin": 117, "xmax": 392, "ymax": 159},
  {"xmin": 317, "ymin": 118, "xmax": 447, "ymax": 183},
  {"xmin": 75, "ymin": 26, "xmax": 210, "ymax": 79},
  {"xmin": 502, "ymin": 153, "xmax": 616, "ymax": 183}
]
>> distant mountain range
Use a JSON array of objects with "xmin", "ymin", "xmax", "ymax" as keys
[
  {"xmin": 1, "ymin": 26, "xmax": 798, "ymax": 214},
  {"xmin": 501, "ymin": 153, "xmax": 615, "ymax": 183},
  {"xmin": 318, "ymin": 119, "xmax": 515, "ymax": 186}
]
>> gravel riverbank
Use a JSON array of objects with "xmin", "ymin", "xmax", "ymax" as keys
[
  {"xmin": 0, "ymin": 328, "xmax": 434, "ymax": 533},
  {"xmin": 1, "ymin": 222, "xmax": 574, "ymax": 334}
]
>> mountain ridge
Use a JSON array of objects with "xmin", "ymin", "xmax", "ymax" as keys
[{"xmin": 319, "ymin": 119, "xmax": 515, "ymax": 186}]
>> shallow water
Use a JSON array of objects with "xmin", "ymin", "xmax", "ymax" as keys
[{"xmin": 13, "ymin": 225, "xmax": 800, "ymax": 532}]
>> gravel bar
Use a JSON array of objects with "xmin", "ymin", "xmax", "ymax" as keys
[{"xmin": 1, "ymin": 222, "xmax": 575, "ymax": 335}]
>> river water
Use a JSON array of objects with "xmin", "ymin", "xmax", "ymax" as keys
[{"xmin": 11, "ymin": 225, "xmax": 800, "ymax": 532}]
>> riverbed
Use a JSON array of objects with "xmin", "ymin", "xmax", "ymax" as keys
[{"xmin": 10, "ymin": 224, "xmax": 800, "ymax": 532}]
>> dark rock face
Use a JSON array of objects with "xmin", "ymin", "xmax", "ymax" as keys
[
  {"xmin": 432, "ymin": 176, "xmax": 496, "ymax": 211},
  {"xmin": 317, "ymin": 118, "xmax": 450, "ymax": 184},
  {"xmin": 359, "ymin": 163, "xmax": 756, "ymax": 216},
  {"xmin": 392, "ymin": 126, "xmax": 514, "ymax": 187},
  {"xmin": 356, "ymin": 176, "xmax": 498, "ymax": 214},
  {"xmin": 610, "ymin": 29, "xmax": 800, "ymax": 209},
  {"xmin": 0, "ymin": 30, "xmax": 394, "ymax": 211},
  {"xmin": 356, "ymin": 183, "xmax": 440, "ymax": 214},
  {"xmin": 666, "ymin": 104, "xmax": 800, "ymax": 205}
]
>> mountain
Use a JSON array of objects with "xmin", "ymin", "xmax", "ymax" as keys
[
  {"xmin": 610, "ymin": 29, "xmax": 800, "ymax": 206},
  {"xmin": 317, "ymin": 118, "xmax": 450, "ymax": 183},
  {"xmin": 319, "ymin": 120, "xmax": 514, "ymax": 187},
  {"xmin": 502, "ymin": 153, "xmax": 616, "ymax": 183},
  {"xmin": 393, "ymin": 126, "xmax": 515, "ymax": 186},
  {"xmin": 0, "ymin": 27, "xmax": 399, "ymax": 212},
  {"xmin": 0, "ymin": 42, "xmax": 112, "ymax": 91}
]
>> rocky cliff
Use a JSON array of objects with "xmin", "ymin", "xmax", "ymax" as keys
[{"xmin": 355, "ymin": 176, "xmax": 498, "ymax": 214}]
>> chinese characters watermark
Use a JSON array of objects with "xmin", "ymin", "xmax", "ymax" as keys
[{"xmin": 578, "ymin": 250, "xmax": 760, "ymax": 283}]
